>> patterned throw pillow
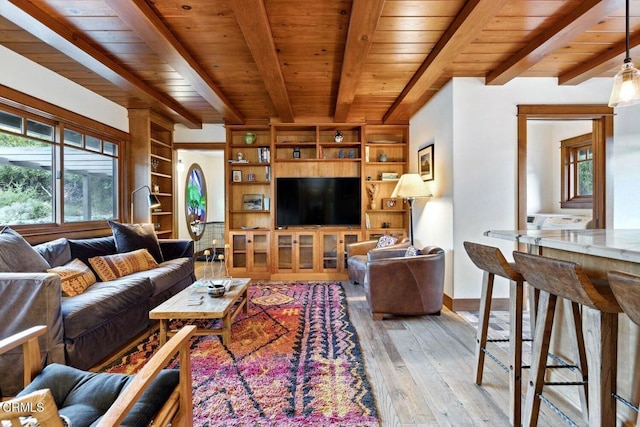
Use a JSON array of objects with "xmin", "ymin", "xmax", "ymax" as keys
[
  {"xmin": 89, "ymin": 248, "xmax": 159, "ymax": 282},
  {"xmin": 376, "ymin": 234, "xmax": 398, "ymax": 248},
  {"xmin": 48, "ymin": 258, "xmax": 97, "ymax": 297},
  {"xmin": 405, "ymin": 246, "xmax": 421, "ymax": 257}
]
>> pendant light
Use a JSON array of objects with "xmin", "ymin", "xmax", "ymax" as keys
[{"xmin": 608, "ymin": 0, "xmax": 640, "ymax": 108}]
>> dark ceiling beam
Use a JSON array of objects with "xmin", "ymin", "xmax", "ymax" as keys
[
  {"xmin": 104, "ymin": 0, "xmax": 244, "ymax": 125},
  {"xmin": 0, "ymin": 0, "xmax": 202, "ymax": 129},
  {"xmin": 559, "ymin": 32, "xmax": 640, "ymax": 85},
  {"xmin": 231, "ymin": 0, "xmax": 294, "ymax": 123},
  {"xmin": 333, "ymin": 0, "xmax": 385, "ymax": 123},
  {"xmin": 486, "ymin": 0, "xmax": 625, "ymax": 85},
  {"xmin": 384, "ymin": 0, "xmax": 510, "ymax": 124}
]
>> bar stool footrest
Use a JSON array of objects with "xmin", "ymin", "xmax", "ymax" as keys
[
  {"xmin": 480, "ymin": 347, "xmax": 510, "ymax": 373},
  {"xmin": 613, "ymin": 392, "xmax": 640, "ymax": 413},
  {"xmin": 537, "ymin": 393, "xmax": 580, "ymax": 427}
]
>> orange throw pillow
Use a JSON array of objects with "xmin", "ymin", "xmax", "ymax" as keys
[
  {"xmin": 48, "ymin": 258, "xmax": 97, "ymax": 297},
  {"xmin": 89, "ymin": 248, "xmax": 159, "ymax": 282}
]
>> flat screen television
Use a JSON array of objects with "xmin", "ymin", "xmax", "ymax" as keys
[{"xmin": 276, "ymin": 177, "xmax": 361, "ymax": 227}]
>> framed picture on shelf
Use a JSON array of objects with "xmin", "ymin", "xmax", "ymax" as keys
[
  {"xmin": 418, "ymin": 143, "xmax": 434, "ymax": 181},
  {"xmin": 242, "ymin": 194, "xmax": 263, "ymax": 210},
  {"xmin": 232, "ymin": 170, "xmax": 242, "ymax": 182}
]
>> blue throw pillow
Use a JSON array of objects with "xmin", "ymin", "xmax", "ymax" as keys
[
  {"xmin": 0, "ymin": 226, "xmax": 51, "ymax": 272},
  {"xmin": 109, "ymin": 221, "xmax": 164, "ymax": 264}
]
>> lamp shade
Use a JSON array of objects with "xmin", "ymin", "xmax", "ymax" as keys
[
  {"xmin": 608, "ymin": 61, "xmax": 640, "ymax": 108},
  {"xmin": 148, "ymin": 193, "xmax": 161, "ymax": 209},
  {"xmin": 391, "ymin": 174, "xmax": 432, "ymax": 199}
]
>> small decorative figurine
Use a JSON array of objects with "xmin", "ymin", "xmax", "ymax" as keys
[
  {"xmin": 348, "ymin": 148, "xmax": 355, "ymax": 158},
  {"xmin": 237, "ymin": 152, "xmax": 244, "ymax": 161},
  {"xmin": 334, "ymin": 130, "xmax": 343, "ymax": 143}
]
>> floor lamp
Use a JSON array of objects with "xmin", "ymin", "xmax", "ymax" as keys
[
  {"xmin": 391, "ymin": 174, "xmax": 432, "ymax": 245},
  {"xmin": 130, "ymin": 185, "xmax": 161, "ymax": 223}
]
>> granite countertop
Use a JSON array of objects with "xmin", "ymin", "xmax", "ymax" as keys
[{"xmin": 485, "ymin": 229, "xmax": 640, "ymax": 264}]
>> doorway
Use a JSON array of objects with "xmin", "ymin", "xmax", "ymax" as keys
[
  {"xmin": 176, "ymin": 147, "xmax": 226, "ymax": 255},
  {"xmin": 517, "ymin": 105, "xmax": 614, "ymax": 230}
]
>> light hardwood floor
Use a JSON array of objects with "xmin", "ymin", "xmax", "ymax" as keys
[{"xmin": 194, "ymin": 264, "xmax": 584, "ymax": 426}]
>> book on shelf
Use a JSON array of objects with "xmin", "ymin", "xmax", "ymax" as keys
[
  {"xmin": 257, "ymin": 147, "xmax": 271, "ymax": 163},
  {"xmin": 265, "ymin": 165, "xmax": 271, "ymax": 182}
]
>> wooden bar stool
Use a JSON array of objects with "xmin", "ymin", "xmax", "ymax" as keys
[
  {"xmin": 513, "ymin": 251, "xmax": 622, "ymax": 427},
  {"xmin": 607, "ymin": 270, "xmax": 640, "ymax": 427},
  {"xmin": 463, "ymin": 241, "xmax": 527, "ymax": 426}
]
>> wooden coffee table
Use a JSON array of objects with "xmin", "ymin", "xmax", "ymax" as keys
[{"xmin": 150, "ymin": 278, "xmax": 251, "ymax": 346}]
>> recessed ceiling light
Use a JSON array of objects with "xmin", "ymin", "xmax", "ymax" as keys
[{"xmin": 182, "ymin": 5, "xmax": 192, "ymax": 11}]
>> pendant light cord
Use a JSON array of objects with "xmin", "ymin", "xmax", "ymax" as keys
[{"xmin": 625, "ymin": 0, "xmax": 631, "ymax": 63}]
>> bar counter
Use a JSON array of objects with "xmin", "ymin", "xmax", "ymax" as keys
[{"xmin": 486, "ymin": 228, "xmax": 640, "ymax": 427}]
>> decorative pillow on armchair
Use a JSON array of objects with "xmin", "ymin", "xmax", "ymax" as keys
[
  {"xmin": 405, "ymin": 246, "xmax": 421, "ymax": 257},
  {"xmin": 108, "ymin": 220, "xmax": 164, "ymax": 263},
  {"xmin": 375, "ymin": 234, "xmax": 398, "ymax": 248}
]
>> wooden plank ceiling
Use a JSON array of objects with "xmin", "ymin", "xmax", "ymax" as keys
[{"xmin": 1, "ymin": 0, "xmax": 639, "ymax": 128}]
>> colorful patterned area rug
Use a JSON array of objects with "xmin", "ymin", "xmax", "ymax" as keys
[{"xmin": 102, "ymin": 282, "xmax": 380, "ymax": 426}]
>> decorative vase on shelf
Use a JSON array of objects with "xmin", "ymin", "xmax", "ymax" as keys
[
  {"xmin": 370, "ymin": 201, "xmax": 377, "ymax": 210},
  {"xmin": 244, "ymin": 132, "xmax": 257, "ymax": 145},
  {"xmin": 379, "ymin": 152, "xmax": 387, "ymax": 162}
]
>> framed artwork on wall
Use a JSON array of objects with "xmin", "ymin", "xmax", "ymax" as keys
[
  {"xmin": 242, "ymin": 194, "xmax": 263, "ymax": 210},
  {"xmin": 232, "ymin": 170, "xmax": 242, "ymax": 182},
  {"xmin": 418, "ymin": 144, "xmax": 434, "ymax": 181}
]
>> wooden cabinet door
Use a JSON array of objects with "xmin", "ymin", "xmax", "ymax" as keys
[
  {"xmin": 320, "ymin": 231, "xmax": 361, "ymax": 273},
  {"xmin": 274, "ymin": 232, "xmax": 316, "ymax": 274},
  {"xmin": 229, "ymin": 231, "xmax": 270, "ymax": 274}
]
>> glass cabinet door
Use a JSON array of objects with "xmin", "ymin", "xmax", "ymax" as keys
[
  {"xmin": 276, "ymin": 234, "xmax": 293, "ymax": 271},
  {"xmin": 322, "ymin": 233, "xmax": 339, "ymax": 270},
  {"xmin": 342, "ymin": 233, "xmax": 360, "ymax": 269},
  {"xmin": 297, "ymin": 233, "xmax": 315, "ymax": 271},
  {"xmin": 231, "ymin": 233, "xmax": 247, "ymax": 269},
  {"xmin": 250, "ymin": 232, "xmax": 269, "ymax": 271}
]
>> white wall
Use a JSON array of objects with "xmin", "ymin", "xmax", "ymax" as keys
[
  {"xmin": 0, "ymin": 45, "xmax": 128, "ymax": 132},
  {"xmin": 410, "ymin": 77, "xmax": 618, "ymax": 301},
  {"xmin": 174, "ymin": 123, "xmax": 226, "ymax": 142},
  {"xmin": 410, "ymin": 82, "xmax": 455, "ymax": 297},
  {"xmin": 527, "ymin": 120, "xmax": 592, "ymax": 215},
  {"xmin": 612, "ymin": 104, "xmax": 640, "ymax": 228}
]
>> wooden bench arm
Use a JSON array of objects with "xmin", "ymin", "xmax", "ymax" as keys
[
  {"xmin": 0, "ymin": 325, "xmax": 47, "ymax": 387},
  {"xmin": 96, "ymin": 325, "xmax": 195, "ymax": 427}
]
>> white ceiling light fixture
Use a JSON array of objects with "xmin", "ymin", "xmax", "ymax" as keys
[{"xmin": 608, "ymin": 0, "xmax": 640, "ymax": 108}]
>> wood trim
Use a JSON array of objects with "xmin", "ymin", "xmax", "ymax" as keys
[
  {"xmin": 443, "ymin": 294, "xmax": 510, "ymax": 312},
  {"xmin": 0, "ymin": 84, "xmax": 129, "ymax": 141},
  {"xmin": 516, "ymin": 104, "xmax": 613, "ymax": 231}
]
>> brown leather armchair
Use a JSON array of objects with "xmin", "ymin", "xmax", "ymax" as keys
[
  {"xmin": 346, "ymin": 237, "xmax": 409, "ymax": 285},
  {"xmin": 365, "ymin": 245, "xmax": 445, "ymax": 320}
]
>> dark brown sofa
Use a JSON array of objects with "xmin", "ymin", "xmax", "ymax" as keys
[{"xmin": 365, "ymin": 245, "xmax": 445, "ymax": 320}]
